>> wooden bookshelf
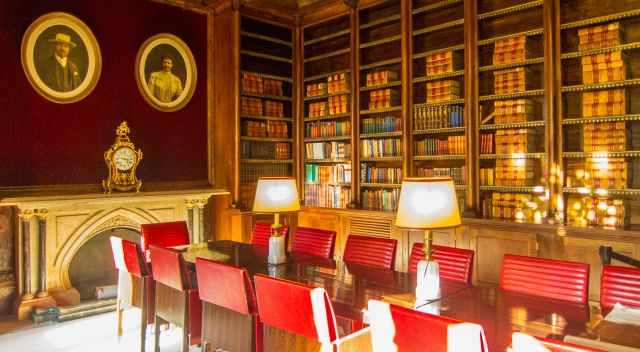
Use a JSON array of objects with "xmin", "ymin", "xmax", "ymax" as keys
[
  {"xmin": 302, "ymin": 14, "xmax": 353, "ymax": 209},
  {"xmin": 559, "ymin": 1, "xmax": 640, "ymax": 230},
  {"xmin": 238, "ymin": 16, "xmax": 295, "ymax": 210}
]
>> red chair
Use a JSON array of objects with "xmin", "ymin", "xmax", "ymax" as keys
[
  {"xmin": 343, "ymin": 234, "xmax": 397, "ymax": 270},
  {"xmin": 110, "ymin": 236, "xmax": 155, "ymax": 352},
  {"xmin": 600, "ymin": 264, "xmax": 640, "ymax": 313},
  {"xmin": 409, "ymin": 243, "xmax": 475, "ymax": 284},
  {"xmin": 195, "ymin": 258, "xmax": 262, "ymax": 352},
  {"xmin": 149, "ymin": 245, "xmax": 201, "ymax": 352},
  {"xmin": 250, "ymin": 221, "xmax": 289, "ymax": 247},
  {"xmin": 368, "ymin": 300, "xmax": 488, "ymax": 352},
  {"xmin": 500, "ymin": 254, "xmax": 590, "ymax": 305},
  {"xmin": 290, "ymin": 227, "xmax": 336, "ymax": 259},
  {"xmin": 253, "ymin": 274, "xmax": 338, "ymax": 349},
  {"xmin": 140, "ymin": 221, "xmax": 190, "ymax": 253}
]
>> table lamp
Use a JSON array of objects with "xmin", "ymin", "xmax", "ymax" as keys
[
  {"xmin": 253, "ymin": 177, "xmax": 301, "ymax": 265},
  {"xmin": 395, "ymin": 177, "xmax": 461, "ymax": 303}
]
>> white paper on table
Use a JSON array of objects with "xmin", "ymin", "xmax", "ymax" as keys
[{"xmin": 606, "ymin": 303, "xmax": 640, "ymax": 326}]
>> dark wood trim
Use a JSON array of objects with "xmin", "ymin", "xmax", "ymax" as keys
[
  {"xmin": 239, "ymin": 5, "xmax": 297, "ymax": 26},
  {"xmin": 294, "ymin": 25, "xmax": 305, "ymax": 198},
  {"xmin": 401, "ymin": 0, "xmax": 412, "ymax": 177},
  {"xmin": 301, "ymin": 0, "xmax": 352, "ymax": 27},
  {"xmin": 351, "ymin": 7, "xmax": 360, "ymax": 206},
  {"xmin": 550, "ymin": 0, "xmax": 563, "ymax": 221},
  {"xmin": 464, "ymin": 0, "xmax": 479, "ymax": 216}
]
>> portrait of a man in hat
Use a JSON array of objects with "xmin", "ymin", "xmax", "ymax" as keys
[{"xmin": 38, "ymin": 32, "xmax": 83, "ymax": 92}]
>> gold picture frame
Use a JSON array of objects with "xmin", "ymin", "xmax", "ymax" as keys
[
  {"xmin": 135, "ymin": 33, "xmax": 197, "ymax": 112},
  {"xmin": 21, "ymin": 12, "xmax": 102, "ymax": 104}
]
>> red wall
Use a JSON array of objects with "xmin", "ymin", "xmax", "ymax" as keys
[{"xmin": 0, "ymin": 0, "xmax": 209, "ymax": 187}]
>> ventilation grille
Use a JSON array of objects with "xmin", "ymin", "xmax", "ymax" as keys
[{"xmin": 350, "ymin": 217, "xmax": 392, "ymax": 238}]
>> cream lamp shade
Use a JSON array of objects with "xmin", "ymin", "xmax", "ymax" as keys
[
  {"xmin": 252, "ymin": 177, "xmax": 301, "ymax": 213},
  {"xmin": 395, "ymin": 177, "xmax": 461, "ymax": 229}
]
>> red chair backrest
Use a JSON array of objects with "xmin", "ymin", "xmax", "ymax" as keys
[
  {"xmin": 195, "ymin": 258, "xmax": 256, "ymax": 316},
  {"xmin": 140, "ymin": 221, "xmax": 190, "ymax": 252},
  {"xmin": 253, "ymin": 274, "xmax": 338, "ymax": 344},
  {"xmin": 250, "ymin": 221, "xmax": 289, "ymax": 247},
  {"xmin": 600, "ymin": 264, "xmax": 640, "ymax": 312},
  {"xmin": 368, "ymin": 300, "xmax": 487, "ymax": 352},
  {"xmin": 149, "ymin": 245, "xmax": 190, "ymax": 291},
  {"xmin": 409, "ymin": 243, "xmax": 474, "ymax": 284},
  {"xmin": 343, "ymin": 234, "xmax": 397, "ymax": 270},
  {"xmin": 110, "ymin": 237, "xmax": 147, "ymax": 278},
  {"xmin": 291, "ymin": 227, "xmax": 336, "ymax": 259},
  {"xmin": 500, "ymin": 254, "xmax": 590, "ymax": 304}
]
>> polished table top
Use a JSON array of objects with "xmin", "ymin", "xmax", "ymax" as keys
[{"xmin": 178, "ymin": 240, "xmax": 469, "ymax": 321}]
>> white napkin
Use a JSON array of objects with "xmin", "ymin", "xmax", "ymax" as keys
[
  {"xmin": 511, "ymin": 332, "xmax": 551, "ymax": 352},
  {"xmin": 447, "ymin": 323, "xmax": 489, "ymax": 352},
  {"xmin": 606, "ymin": 303, "xmax": 640, "ymax": 326}
]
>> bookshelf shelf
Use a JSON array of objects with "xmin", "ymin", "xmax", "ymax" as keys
[
  {"xmin": 477, "ymin": 0, "xmax": 543, "ymax": 21},
  {"xmin": 240, "ymin": 136, "xmax": 292, "ymax": 142},
  {"xmin": 412, "ymin": 0, "xmax": 463, "ymax": 16},
  {"xmin": 360, "ymin": 13, "xmax": 401, "ymax": 30},
  {"xmin": 480, "ymin": 153, "xmax": 546, "ymax": 160},
  {"xmin": 304, "ymin": 29, "xmax": 351, "ymax": 46},
  {"xmin": 305, "ymin": 159, "xmax": 351, "ymax": 164},
  {"xmin": 241, "ymin": 159, "xmax": 294, "ymax": 164},
  {"xmin": 561, "ymin": 79, "xmax": 640, "ymax": 93},
  {"xmin": 360, "ymin": 35, "xmax": 402, "ymax": 49},
  {"xmin": 305, "ymin": 182, "xmax": 352, "ymax": 187},
  {"xmin": 414, "ymin": 155, "xmax": 466, "ymax": 161},
  {"xmin": 304, "ymin": 113, "xmax": 352, "ymax": 122},
  {"xmin": 360, "ymin": 82, "xmax": 402, "ymax": 91},
  {"xmin": 240, "ymin": 31, "xmax": 292, "ymax": 47},
  {"xmin": 413, "ymin": 127, "xmax": 466, "ymax": 135},
  {"xmin": 303, "ymin": 91, "xmax": 350, "ymax": 101},
  {"xmin": 241, "ymin": 71, "xmax": 292, "ymax": 83},
  {"xmin": 413, "ymin": 71, "xmax": 465, "ymax": 83},
  {"xmin": 563, "ymin": 151, "xmax": 640, "ymax": 159},
  {"xmin": 240, "ymin": 50, "xmax": 292, "ymax": 63},
  {"xmin": 304, "ymin": 48, "xmax": 351, "ymax": 63},
  {"xmin": 241, "ymin": 92, "xmax": 292, "ymax": 102},
  {"xmin": 478, "ymin": 58, "xmax": 545, "ymax": 72},
  {"xmin": 304, "ymin": 69, "xmax": 351, "ymax": 83},
  {"xmin": 562, "ymin": 114, "xmax": 640, "ymax": 125},
  {"xmin": 479, "ymin": 89, "xmax": 545, "ymax": 102},
  {"xmin": 561, "ymin": 42, "xmax": 640, "ymax": 60},
  {"xmin": 480, "ymin": 186, "xmax": 546, "ymax": 193},
  {"xmin": 413, "ymin": 45, "xmax": 465, "ymax": 60},
  {"xmin": 478, "ymin": 28, "xmax": 544, "ymax": 46},
  {"xmin": 360, "ymin": 131, "xmax": 403, "ymax": 139},
  {"xmin": 361, "ymin": 183, "xmax": 402, "ymax": 189},
  {"xmin": 241, "ymin": 114, "xmax": 292, "ymax": 122},
  {"xmin": 479, "ymin": 121, "xmax": 545, "ymax": 130},
  {"xmin": 360, "ymin": 156, "xmax": 403, "ymax": 162},
  {"xmin": 360, "ymin": 106, "xmax": 402, "ymax": 115},
  {"xmin": 413, "ymin": 19, "xmax": 465, "ymax": 37},
  {"xmin": 304, "ymin": 136, "xmax": 351, "ymax": 142},
  {"xmin": 360, "ymin": 58, "xmax": 402, "ymax": 71},
  {"xmin": 562, "ymin": 188, "xmax": 640, "ymax": 197},
  {"xmin": 560, "ymin": 9, "xmax": 640, "ymax": 30},
  {"xmin": 417, "ymin": 99, "xmax": 465, "ymax": 108}
]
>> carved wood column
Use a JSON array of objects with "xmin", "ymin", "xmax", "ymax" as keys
[
  {"xmin": 464, "ymin": 0, "xmax": 479, "ymax": 217},
  {"xmin": 186, "ymin": 200, "xmax": 196, "ymax": 243},
  {"xmin": 195, "ymin": 199, "xmax": 208, "ymax": 243},
  {"xmin": 35, "ymin": 209, "xmax": 49, "ymax": 297},
  {"xmin": 18, "ymin": 209, "xmax": 33, "ymax": 300}
]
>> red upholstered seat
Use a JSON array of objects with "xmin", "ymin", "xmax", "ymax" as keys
[
  {"xmin": 149, "ymin": 245, "xmax": 201, "ymax": 351},
  {"xmin": 250, "ymin": 221, "xmax": 289, "ymax": 247},
  {"xmin": 500, "ymin": 254, "xmax": 590, "ymax": 305},
  {"xmin": 140, "ymin": 221, "xmax": 190, "ymax": 252},
  {"xmin": 254, "ymin": 274, "xmax": 338, "ymax": 346},
  {"xmin": 343, "ymin": 234, "xmax": 397, "ymax": 270},
  {"xmin": 409, "ymin": 243, "xmax": 475, "ymax": 284},
  {"xmin": 600, "ymin": 265, "xmax": 640, "ymax": 312},
  {"xmin": 368, "ymin": 300, "xmax": 488, "ymax": 352},
  {"xmin": 290, "ymin": 227, "xmax": 336, "ymax": 259}
]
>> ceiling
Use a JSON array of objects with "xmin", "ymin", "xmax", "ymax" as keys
[{"xmin": 197, "ymin": 0, "xmax": 340, "ymax": 12}]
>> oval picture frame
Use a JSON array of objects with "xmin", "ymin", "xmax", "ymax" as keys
[
  {"xmin": 135, "ymin": 33, "xmax": 197, "ymax": 112},
  {"xmin": 21, "ymin": 12, "xmax": 102, "ymax": 104}
]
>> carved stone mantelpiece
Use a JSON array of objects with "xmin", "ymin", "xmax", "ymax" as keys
[{"xmin": 0, "ymin": 187, "xmax": 228, "ymax": 319}]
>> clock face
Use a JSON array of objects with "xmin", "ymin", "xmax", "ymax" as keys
[{"xmin": 113, "ymin": 147, "xmax": 136, "ymax": 171}]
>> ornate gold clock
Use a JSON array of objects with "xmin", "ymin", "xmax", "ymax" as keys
[{"xmin": 102, "ymin": 121, "xmax": 143, "ymax": 193}]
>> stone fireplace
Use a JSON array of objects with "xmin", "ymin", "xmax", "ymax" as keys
[{"xmin": 0, "ymin": 187, "xmax": 228, "ymax": 319}]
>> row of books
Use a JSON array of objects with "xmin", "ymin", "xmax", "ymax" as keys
[
  {"xmin": 582, "ymin": 89, "xmax": 626, "ymax": 117},
  {"xmin": 492, "ymin": 100, "xmax": 533, "ymax": 124},
  {"xmin": 361, "ymin": 165, "xmax": 402, "ymax": 184},
  {"xmin": 417, "ymin": 167, "xmax": 466, "ymax": 185},
  {"xmin": 265, "ymin": 100, "xmax": 284, "ymax": 117},
  {"xmin": 413, "ymin": 105, "xmax": 464, "ymax": 130},
  {"xmin": 241, "ymin": 72, "xmax": 285, "ymax": 96},
  {"xmin": 305, "ymin": 142, "xmax": 350, "ymax": 160},
  {"xmin": 494, "ymin": 129, "xmax": 538, "ymax": 154},
  {"xmin": 566, "ymin": 158, "xmax": 628, "ymax": 190},
  {"xmin": 481, "ymin": 192, "xmax": 544, "ymax": 223},
  {"xmin": 241, "ymin": 97, "xmax": 285, "ymax": 117},
  {"xmin": 241, "ymin": 141, "xmax": 290, "ymax": 160},
  {"xmin": 305, "ymin": 120, "xmax": 351, "ymax": 139},
  {"xmin": 493, "ymin": 35, "xmax": 530, "ymax": 65},
  {"xmin": 480, "ymin": 133, "xmax": 494, "ymax": 154},
  {"xmin": 329, "ymin": 95, "xmax": 349, "ymax": 115},
  {"xmin": 243, "ymin": 120, "xmax": 288, "ymax": 138},
  {"xmin": 426, "ymin": 51, "xmax": 460, "ymax": 76},
  {"xmin": 240, "ymin": 164, "xmax": 290, "ymax": 183},
  {"xmin": 583, "ymin": 122, "xmax": 626, "ymax": 152},
  {"xmin": 494, "ymin": 67, "xmax": 528, "ymax": 95},
  {"xmin": 493, "ymin": 159, "xmax": 536, "ymax": 187},
  {"xmin": 327, "ymin": 73, "xmax": 350, "ymax": 94},
  {"xmin": 306, "ymin": 82, "xmax": 327, "ymax": 97},
  {"xmin": 426, "ymin": 80, "xmax": 460, "ymax": 102},
  {"xmin": 582, "ymin": 51, "xmax": 626, "ymax": 84},
  {"xmin": 304, "ymin": 184, "xmax": 351, "ymax": 209},
  {"xmin": 361, "ymin": 116, "xmax": 402, "ymax": 134},
  {"xmin": 360, "ymin": 139, "xmax": 402, "ymax": 158},
  {"xmin": 415, "ymin": 135, "xmax": 467, "ymax": 156},
  {"xmin": 362, "ymin": 189, "xmax": 400, "ymax": 212},
  {"xmin": 238, "ymin": 183, "xmax": 258, "ymax": 209},
  {"xmin": 369, "ymin": 89, "xmax": 398, "ymax": 111},
  {"xmin": 304, "ymin": 163, "xmax": 351, "ymax": 184},
  {"xmin": 365, "ymin": 70, "xmax": 398, "ymax": 87},
  {"xmin": 578, "ymin": 22, "xmax": 621, "ymax": 52},
  {"xmin": 567, "ymin": 196, "xmax": 626, "ymax": 228}
]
